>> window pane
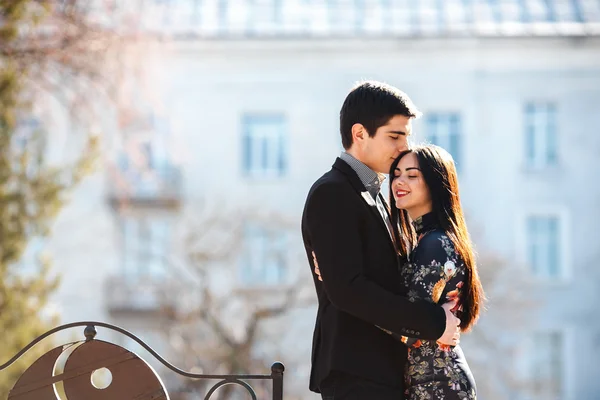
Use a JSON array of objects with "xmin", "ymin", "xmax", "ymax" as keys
[
  {"xmin": 526, "ymin": 217, "xmax": 539, "ymax": 275},
  {"xmin": 547, "ymin": 218, "xmax": 559, "ymax": 277},
  {"xmin": 526, "ymin": 215, "xmax": 561, "ymax": 278},
  {"xmin": 524, "ymin": 102, "xmax": 557, "ymax": 168},
  {"xmin": 243, "ymin": 133, "xmax": 252, "ymax": 170},
  {"xmin": 261, "ymin": 135, "xmax": 270, "ymax": 170},
  {"xmin": 546, "ymin": 104, "xmax": 557, "ymax": 164},
  {"xmin": 240, "ymin": 222, "xmax": 287, "ymax": 285},
  {"xmin": 526, "ymin": 123, "xmax": 536, "ymax": 163},
  {"xmin": 122, "ymin": 218, "xmax": 137, "ymax": 278},
  {"xmin": 531, "ymin": 331, "xmax": 564, "ymax": 398},
  {"xmin": 120, "ymin": 217, "xmax": 170, "ymax": 280},
  {"xmin": 425, "ymin": 113, "xmax": 462, "ymax": 170},
  {"xmin": 148, "ymin": 219, "xmax": 169, "ymax": 278},
  {"xmin": 242, "ymin": 114, "xmax": 287, "ymax": 178},
  {"xmin": 278, "ymin": 133, "xmax": 286, "ymax": 175}
]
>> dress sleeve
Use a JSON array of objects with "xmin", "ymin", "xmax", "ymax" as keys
[
  {"xmin": 398, "ymin": 232, "xmax": 463, "ymax": 347},
  {"xmin": 406, "ymin": 232, "xmax": 459, "ymax": 304}
]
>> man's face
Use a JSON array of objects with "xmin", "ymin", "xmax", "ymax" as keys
[{"xmin": 360, "ymin": 115, "xmax": 411, "ymax": 174}]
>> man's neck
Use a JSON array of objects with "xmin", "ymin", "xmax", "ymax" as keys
[
  {"xmin": 345, "ymin": 148, "xmax": 367, "ymax": 167},
  {"xmin": 340, "ymin": 152, "xmax": 386, "ymax": 198}
]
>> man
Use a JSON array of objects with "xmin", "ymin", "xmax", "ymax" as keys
[{"xmin": 301, "ymin": 81, "xmax": 460, "ymax": 400}]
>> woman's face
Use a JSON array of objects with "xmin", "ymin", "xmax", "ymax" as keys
[{"xmin": 391, "ymin": 152, "xmax": 432, "ymax": 219}]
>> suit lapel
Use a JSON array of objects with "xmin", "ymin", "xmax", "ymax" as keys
[
  {"xmin": 378, "ymin": 192, "xmax": 392, "ymax": 218},
  {"xmin": 378, "ymin": 192, "xmax": 400, "ymax": 250},
  {"xmin": 332, "ymin": 158, "xmax": 396, "ymax": 252}
]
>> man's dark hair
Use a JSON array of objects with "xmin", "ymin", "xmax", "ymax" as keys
[{"xmin": 339, "ymin": 81, "xmax": 421, "ymax": 150}]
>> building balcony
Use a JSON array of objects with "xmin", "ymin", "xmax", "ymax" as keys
[
  {"xmin": 103, "ymin": 275, "xmax": 188, "ymax": 317},
  {"xmin": 106, "ymin": 164, "xmax": 182, "ymax": 210}
]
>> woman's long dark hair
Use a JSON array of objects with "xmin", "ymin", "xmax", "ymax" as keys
[{"xmin": 389, "ymin": 145, "xmax": 484, "ymax": 332}]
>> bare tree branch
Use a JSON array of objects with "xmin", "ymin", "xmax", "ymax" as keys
[
  {"xmin": 151, "ymin": 202, "xmax": 315, "ymax": 399},
  {"xmin": 462, "ymin": 249, "xmax": 539, "ymax": 400}
]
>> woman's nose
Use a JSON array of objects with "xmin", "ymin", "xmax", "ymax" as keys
[{"xmin": 394, "ymin": 177, "xmax": 406, "ymax": 187}]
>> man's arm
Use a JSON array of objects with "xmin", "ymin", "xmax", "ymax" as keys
[
  {"xmin": 312, "ymin": 250, "xmax": 460, "ymax": 346},
  {"xmin": 306, "ymin": 182, "xmax": 447, "ymax": 340}
]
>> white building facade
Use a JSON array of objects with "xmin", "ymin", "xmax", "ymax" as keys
[{"xmin": 34, "ymin": 1, "xmax": 600, "ymax": 399}]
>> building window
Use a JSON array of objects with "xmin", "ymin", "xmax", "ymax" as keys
[
  {"xmin": 525, "ymin": 215, "xmax": 563, "ymax": 279},
  {"xmin": 120, "ymin": 217, "xmax": 171, "ymax": 280},
  {"xmin": 239, "ymin": 223, "xmax": 287, "ymax": 286},
  {"xmin": 116, "ymin": 127, "xmax": 179, "ymax": 201},
  {"xmin": 425, "ymin": 113, "xmax": 462, "ymax": 170},
  {"xmin": 525, "ymin": 102, "xmax": 557, "ymax": 168},
  {"xmin": 529, "ymin": 331, "xmax": 565, "ymax": 399},
  {"xmin": 242, "ymin": 114, "xmax": 287, "ymax": 178}
]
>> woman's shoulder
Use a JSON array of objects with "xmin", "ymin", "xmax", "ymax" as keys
[
  {"xmin": 414, "ymin": 229, "xmax": 457, "ymax": 259},
  {"xmin": 417, "ymin": 229, "xmax": 451, "ymax": 248}
]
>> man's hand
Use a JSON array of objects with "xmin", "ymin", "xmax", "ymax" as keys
[
  {"xmin": 438, "ymin": 300, "xmax": 461, "ymax": 346},
  {"xmin": 312, "ymin": 251, "xmax": 323, "ymax": 281}
]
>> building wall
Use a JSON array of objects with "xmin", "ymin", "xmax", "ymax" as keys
[{"xmin": 42, "ymin": 35, "xmax": 600, "ymax": 399}]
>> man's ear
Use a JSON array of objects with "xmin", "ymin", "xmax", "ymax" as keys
[{"xmin": 351, "ymin": 123, "xmax": 366, "ymax": 145}]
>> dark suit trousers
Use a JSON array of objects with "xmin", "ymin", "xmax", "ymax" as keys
[{"xmin": 320, "ymin": 371, "xmax": 404, "ymax": 400}]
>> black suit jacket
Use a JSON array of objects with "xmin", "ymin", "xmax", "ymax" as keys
[{"xmin": 301, "ymin": 158, "xmax": 446, "ymax": 393}]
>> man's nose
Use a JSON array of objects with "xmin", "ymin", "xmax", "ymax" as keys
[{"xmin": 397, "ymin": 142, "xmax": 408, "ymax": 152}]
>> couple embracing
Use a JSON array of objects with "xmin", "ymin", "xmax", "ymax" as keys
[{"xmin": 301, "ymin": 81, "xmax": 485, "ymax": 400}]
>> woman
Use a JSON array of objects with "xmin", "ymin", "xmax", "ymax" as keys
[{"xmin": 389, "ymin": 145, "xmax": 484, "ymax": 400}]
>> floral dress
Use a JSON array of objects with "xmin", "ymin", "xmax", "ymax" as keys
[{"xmin": 400, "ymin": 212, "xmax": 477, "ymax": 400}]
